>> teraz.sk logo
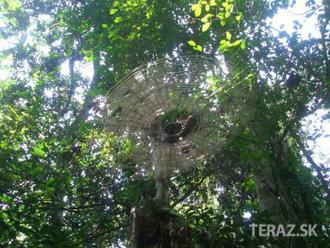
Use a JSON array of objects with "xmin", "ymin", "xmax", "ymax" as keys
[{"xmin": 249, "ymin": 224, "xmax": 318, "ymax": 237}]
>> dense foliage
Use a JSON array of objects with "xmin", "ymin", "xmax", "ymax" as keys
[{"xmin": 0, "ymin": 0, "xmax": 329, "ymax": 247}]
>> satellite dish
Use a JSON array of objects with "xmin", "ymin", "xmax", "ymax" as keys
[{"xmin": 104, "ymin": 55, "xmax": 254, "ymax": 204}]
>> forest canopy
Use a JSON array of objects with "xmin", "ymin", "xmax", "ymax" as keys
[{"xmin": 0, "ymin": 0, "xmax": 329, "ymax": 247}]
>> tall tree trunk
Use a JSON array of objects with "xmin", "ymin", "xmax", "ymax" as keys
[
  {"xmin": 254, "ymin": 166, "xmax": 284, "ymax": 223},
  {"xmin": 131, "ymin": 206, "xmax": 191, "ymax": 248},
  {"xmin": 131, "ymin": 133, "xmax": 191, "ymax": 247},
  {"xmin": 223, "ymin": 52, "xmax": 287, "ymax": 224}
]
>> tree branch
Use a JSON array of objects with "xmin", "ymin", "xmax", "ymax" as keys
[
  {"xmin": 300, "ymin": 143, "xmax": 330, "ymax": 199},
  {"xmin": 170, "ymin": 177, "xmax": 206, "ymax": 207}
]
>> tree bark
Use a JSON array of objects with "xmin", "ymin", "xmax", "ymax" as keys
[
  {"xmin": 254, "ymin": 167, "xmax": 285, "ymax": 223},
  {"xmin": 131, "ymin": 130, "xmax": 191, "ymax": 247},
  {"xmin": 131, "ymin": 206, "xmax": 191, "ymax": 248}
]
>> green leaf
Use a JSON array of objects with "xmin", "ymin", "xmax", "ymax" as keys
[
  {"xmin": 193, "ymin": 4, "xmax": 202, "ymax": 17},
  {"xmin": 202, "ymin": 22, "xmax": 211, "ymax": 32},
  {"xmin": 220, "ymin": 19, "xmax": 226, "ymax": 26},
  {"xmin": 101, "ymin": 24, "xmax": 108, "ymax": 28},
  {"xmin": 193, "ymin": 45, "xmax": 203, "ymax": 52},
  {"xmin": 0, "ymin": 141, "xmax": 9, "ymax": 148},
  {"xmin": 219, "ymin": 39, "xmax": 228, "ymax": 51},
  {"xmin": 232, "ymin": 39, "xmax": 242, "ymax": 46},
  {"xmin": 109, "ymin": 9, "xmax": 118, "ymax": 15},
  {"xmin": 210, "ymin": 0, "xmax": 217, "ymax": 6},
  {"xmin": 226, "ymin": 31, "xmax": 232, "ymax": 40},
  {"xmin": 235, "ymin": 14, "xmax": 242, "ymax": 22},
  {"xmin": 191, "ymin": 3, "xmax": 199, "ymax": 11},
  {"xmin": 33, "ymin": 147, "xmax": 46, "ymax": 157},
  {"xmin": 222, "ymin": 2, "xmax": 232, "ymax": 11},
  {"xmin": 114, "ymin": 17, "xmax": 122, "ymax": 23},
  {"xmin": 0, "ymin": 195, "xmax": 13, "ymax": 204},
  {"xmin": 240, "ymin": 41, "xmax": 246, "ymax": 49},
  {"xmin": 188, "ymin": 40, "xmax": 196, "ymax": 47},
  {"xmin": 7, "ymin": 0, "xmax": 22, "ymax": 11},
  {"xmin": 1, "ymin": 212, "xmax": 9, "ymax": 220},
  {"xmin": 201, "ymin": 13, "xmax": 213, "ymax": 23}
]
